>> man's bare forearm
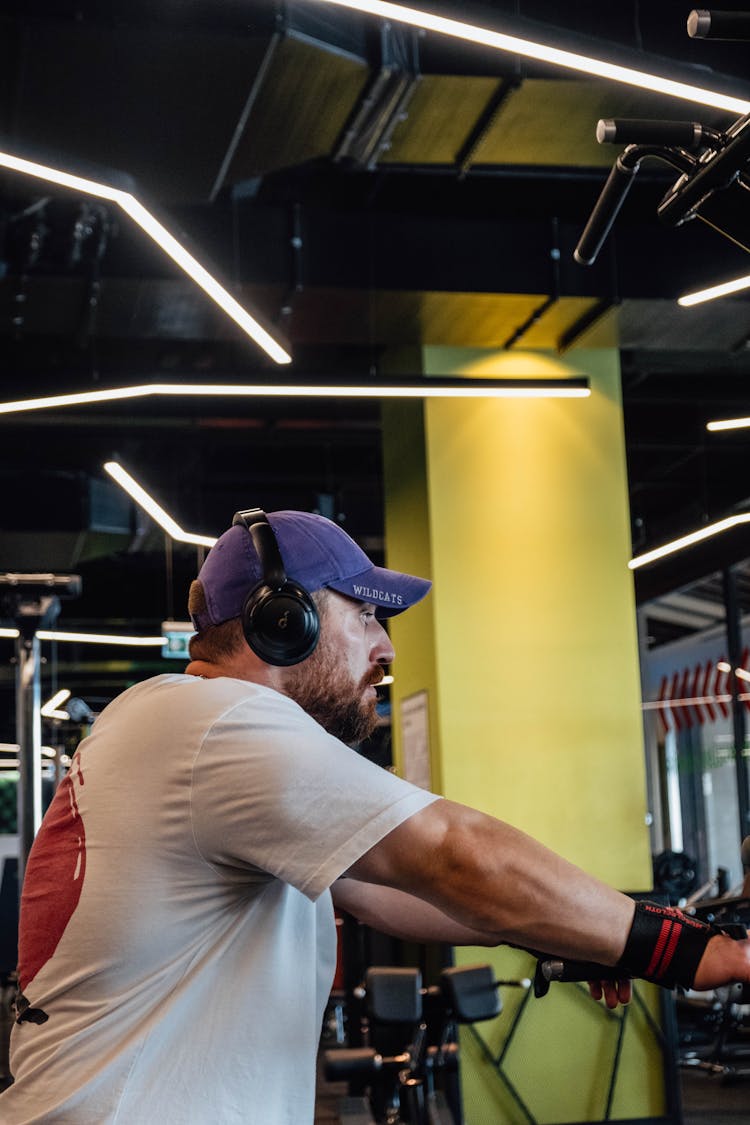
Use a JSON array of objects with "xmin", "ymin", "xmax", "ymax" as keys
[
  {"xmin": 332, "ymin": 877, "xmax": 500, "ymax": 946},
  {"xmin": 345, "ymin": 798, "xmax": 634, "ymax": 965},
  {"xmin": 341, "ymin": 798, "xmax": 750, "ymax": 997}
]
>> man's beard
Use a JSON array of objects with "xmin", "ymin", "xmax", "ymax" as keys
[{"xmin": 284, "ymin": 634, "xmax": 383, "ymax": 745}]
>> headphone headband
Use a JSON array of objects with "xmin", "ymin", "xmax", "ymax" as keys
[
  {"xmin": 232, "ymin": 509, "xmax": 286, "ymax": 589},
  {"xmin": 231, "ymin": 508, "xmax": 320, "ymax": 666}
]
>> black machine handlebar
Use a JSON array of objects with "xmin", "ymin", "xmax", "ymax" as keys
[
  {"xmin": 533, "ymin": 957, "xmax": 626, "ymax": 998},
  {"xmin": 325, "ymin": 1045, "xmax": 387, "ymax": 1080},
  {"xmin": 574, "ymin": 152, "xmax": 641, "ymax": 266},
  {"xmin": 575, "ymin": 128, "xmax": 699, "ymax": 266},
  {"xmin": 324, "ymin": 1042, "xmax": 460, "ymax": 1083},
  {"xmin": 596, "ymin": 119, "xmax": 712, "ymax": 148},
  {"xmin": 534, "ymin": 919, "xmax": 748, "ymax": 998},
  {"xmin": 687, "ymin": 8, "xmax": 750, "ymax": 40}
]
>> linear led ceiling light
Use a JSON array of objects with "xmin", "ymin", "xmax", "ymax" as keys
[
  {"xmin": 717, "ymin": 660, "xmax": 750, "ymax": 683},
  {"xmin": 629, "ymin": 512, "xmax": 750, "ymax": 569},
  {"xmin": 41, "ymin": 688, "xmax": 71, "ymax": 720},
  {"xmin": 0, "ymin": 627, "xmax": 164, "ymax": 645},
  {"xmin": 312, "ymin": 0, "xmax": 750, "ymax": 115},
  {"xmin": 0, "ymin": 377, "xmax": 590, "ymax": 416},
  {"xmin": 707, "ymin": 413, "xmax": 750, "ymax": 432},
  {"xmin": 104, "ymin": 462, "xmax": 217, "ymax": 548},
  {"xmin": 0, "ymin": 743, "xmax": 57, "ymax": 759},
  {"xmin": 0, "ymin": 151, "xmax": 291, "ymax": 365},
  {"xmin": 678, "ymin": 275, "xmax": 750, "ymax": 308}
]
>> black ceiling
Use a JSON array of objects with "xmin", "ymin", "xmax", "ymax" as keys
[{"xmin": 3, "ymin": 0, "xmax": 750, "ymax": 727}]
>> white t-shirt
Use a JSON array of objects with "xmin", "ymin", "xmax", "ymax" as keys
[{"xmin": 1, "ymin": 674, "xmax": 438, "ymax": 1124}]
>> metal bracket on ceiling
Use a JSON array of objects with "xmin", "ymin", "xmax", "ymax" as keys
[
  {"xmin": 210, "ymin": 30, "xmax": 283, "ymax": 202},
  {"xmin": 557, "ymin": 297, "xmax": 620, "ymax": 354},
  {"xmin": 454, "ymin": 76, "xmax": 522, "ymax": 181},
  {"xmin": 332, "ymin": 22, "xmax": 421, "ymax": 170},
  {"xmin": 502, "ymin": 293, "xmax": 557, "ymax": 350},
  {"xmin": 503, "ymin": 217, "xmax": 563, "ymax": 350}
]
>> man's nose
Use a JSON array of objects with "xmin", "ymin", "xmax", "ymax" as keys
[{"xmin": 372, "ymin": 619, "xmax": 395, "ymax": 664}]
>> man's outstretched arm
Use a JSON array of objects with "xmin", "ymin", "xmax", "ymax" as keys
[
  {"xmin": 342, "ymin": 797, "xmax": 750, "ymax": 993},
  {"xmin": 345, "ymin": 797, "xmax": 633, "ymax": 962},
  {"xmin": 331, "ymin": 873, "xmax": 632, "ymax": 1009}
]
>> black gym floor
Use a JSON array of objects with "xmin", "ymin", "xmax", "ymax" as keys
[
  {"xmin": 315, "ymin": 1065, "xmax": 749, "ymax": 1123},
  {"xmin": 681, "ymin": 1069, "xmax": 748, "ymax": 1124}
]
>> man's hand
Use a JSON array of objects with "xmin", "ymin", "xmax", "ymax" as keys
[
  {"xmin": 693, "ymin": 932, "xmax": 750, "ymax": 992},
  {"xmin": 587, "ymin": 979, "xmax": 632, "ymax": 1009}
]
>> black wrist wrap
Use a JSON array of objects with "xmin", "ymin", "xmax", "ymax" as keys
[{"xmin": 618, "ymin": 900, "xmax": 712, "ymax": 989}]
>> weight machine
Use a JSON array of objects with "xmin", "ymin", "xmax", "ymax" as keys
[{"xmin": 576, "ymin": 9, "xmax": 750, "ymax": 268}]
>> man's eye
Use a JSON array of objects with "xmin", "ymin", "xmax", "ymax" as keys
[{"xmin": 361, "ymin": 610, "xmax": 376, "ymax": 623}]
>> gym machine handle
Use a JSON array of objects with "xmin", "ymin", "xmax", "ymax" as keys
[
  {"xmin": 534, "ymin": 920, "xmax": 748, "ymax": 998},
  {"xmin": 687, "ymin": 9, "xmax": 750, "ymax": 40},
  {"xmin": 658, "ymin": 112, "xmax": 750, "ymax": 227},
  {"xmin": 573, "ymin": 153, "xmax": 639, "ymax": 265},
  {"xmin": 323, "ymin": 1042, "xmax": 459, "ymax": 1083},
  {"xmin": 596, "ymin": 119, "xmax": 711, "ymax": 149},
  {"xmin": 324, "ymin": 1046, "xmax": 384, "ymax": 1081},
  {"xmin": 533, "ymin": 957, "xmax": 625, "ymax": 998}
]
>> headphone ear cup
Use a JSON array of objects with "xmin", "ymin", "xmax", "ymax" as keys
[{"xmin": 241, "ymin": 581, "xmax": 320, "ymax": 667}]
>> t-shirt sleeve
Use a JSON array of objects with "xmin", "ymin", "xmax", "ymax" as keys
[{"xmin": 189, "ymin": 689, "xmax": 439, "ymax": 900}]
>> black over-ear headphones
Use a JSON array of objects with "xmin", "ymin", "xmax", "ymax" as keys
[{"xmin": 232, "ymin": 509, "xmax": 320, "ymax": 666}]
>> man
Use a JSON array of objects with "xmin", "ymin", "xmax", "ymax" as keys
[{"xmin": 2, "ymin": 508, "xmax": 749, "ymax": 1123}]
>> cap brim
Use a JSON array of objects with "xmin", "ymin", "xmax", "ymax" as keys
[{"xmin": 325, "ymin": 565, "xmax": 431, "ymax": 618}]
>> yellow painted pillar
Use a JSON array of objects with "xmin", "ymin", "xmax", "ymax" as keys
[{"xmin": 382, "ymin": 346, "xmax": 662, "ymax": 1124}]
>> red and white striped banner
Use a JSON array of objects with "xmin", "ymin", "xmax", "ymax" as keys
[{"xmin": 645, "ymin": 657, "xmax": 749, "ymax": 733}]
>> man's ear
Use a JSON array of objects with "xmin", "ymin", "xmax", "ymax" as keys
[{"xmin": 188, "ymin": 580, "xmax": 208, "ymax": 618}]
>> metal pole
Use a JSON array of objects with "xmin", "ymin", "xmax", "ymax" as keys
[
  {"xmin": 165, "ymin": 533, "xmax": 174, "ymax": 623},
  {"xmin": 0, "ymin": 572, "xmax": 81, "ymax": 886},
  {"xmin": 15, "ymin": 631, "xmax": 42, "ymax": 883},
  {"xmin": 722, "ymin": 567, "xmax": 750, "ymax": 843}
]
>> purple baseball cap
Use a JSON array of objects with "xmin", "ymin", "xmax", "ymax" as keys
[{"xmin": 190, "ymin": 510, "xmax": 431, "ymax": 630}]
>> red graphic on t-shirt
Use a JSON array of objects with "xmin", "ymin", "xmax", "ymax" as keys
[{"xmin": 17, "ymin": 754, "xmax": 87, "ymax": 991}]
